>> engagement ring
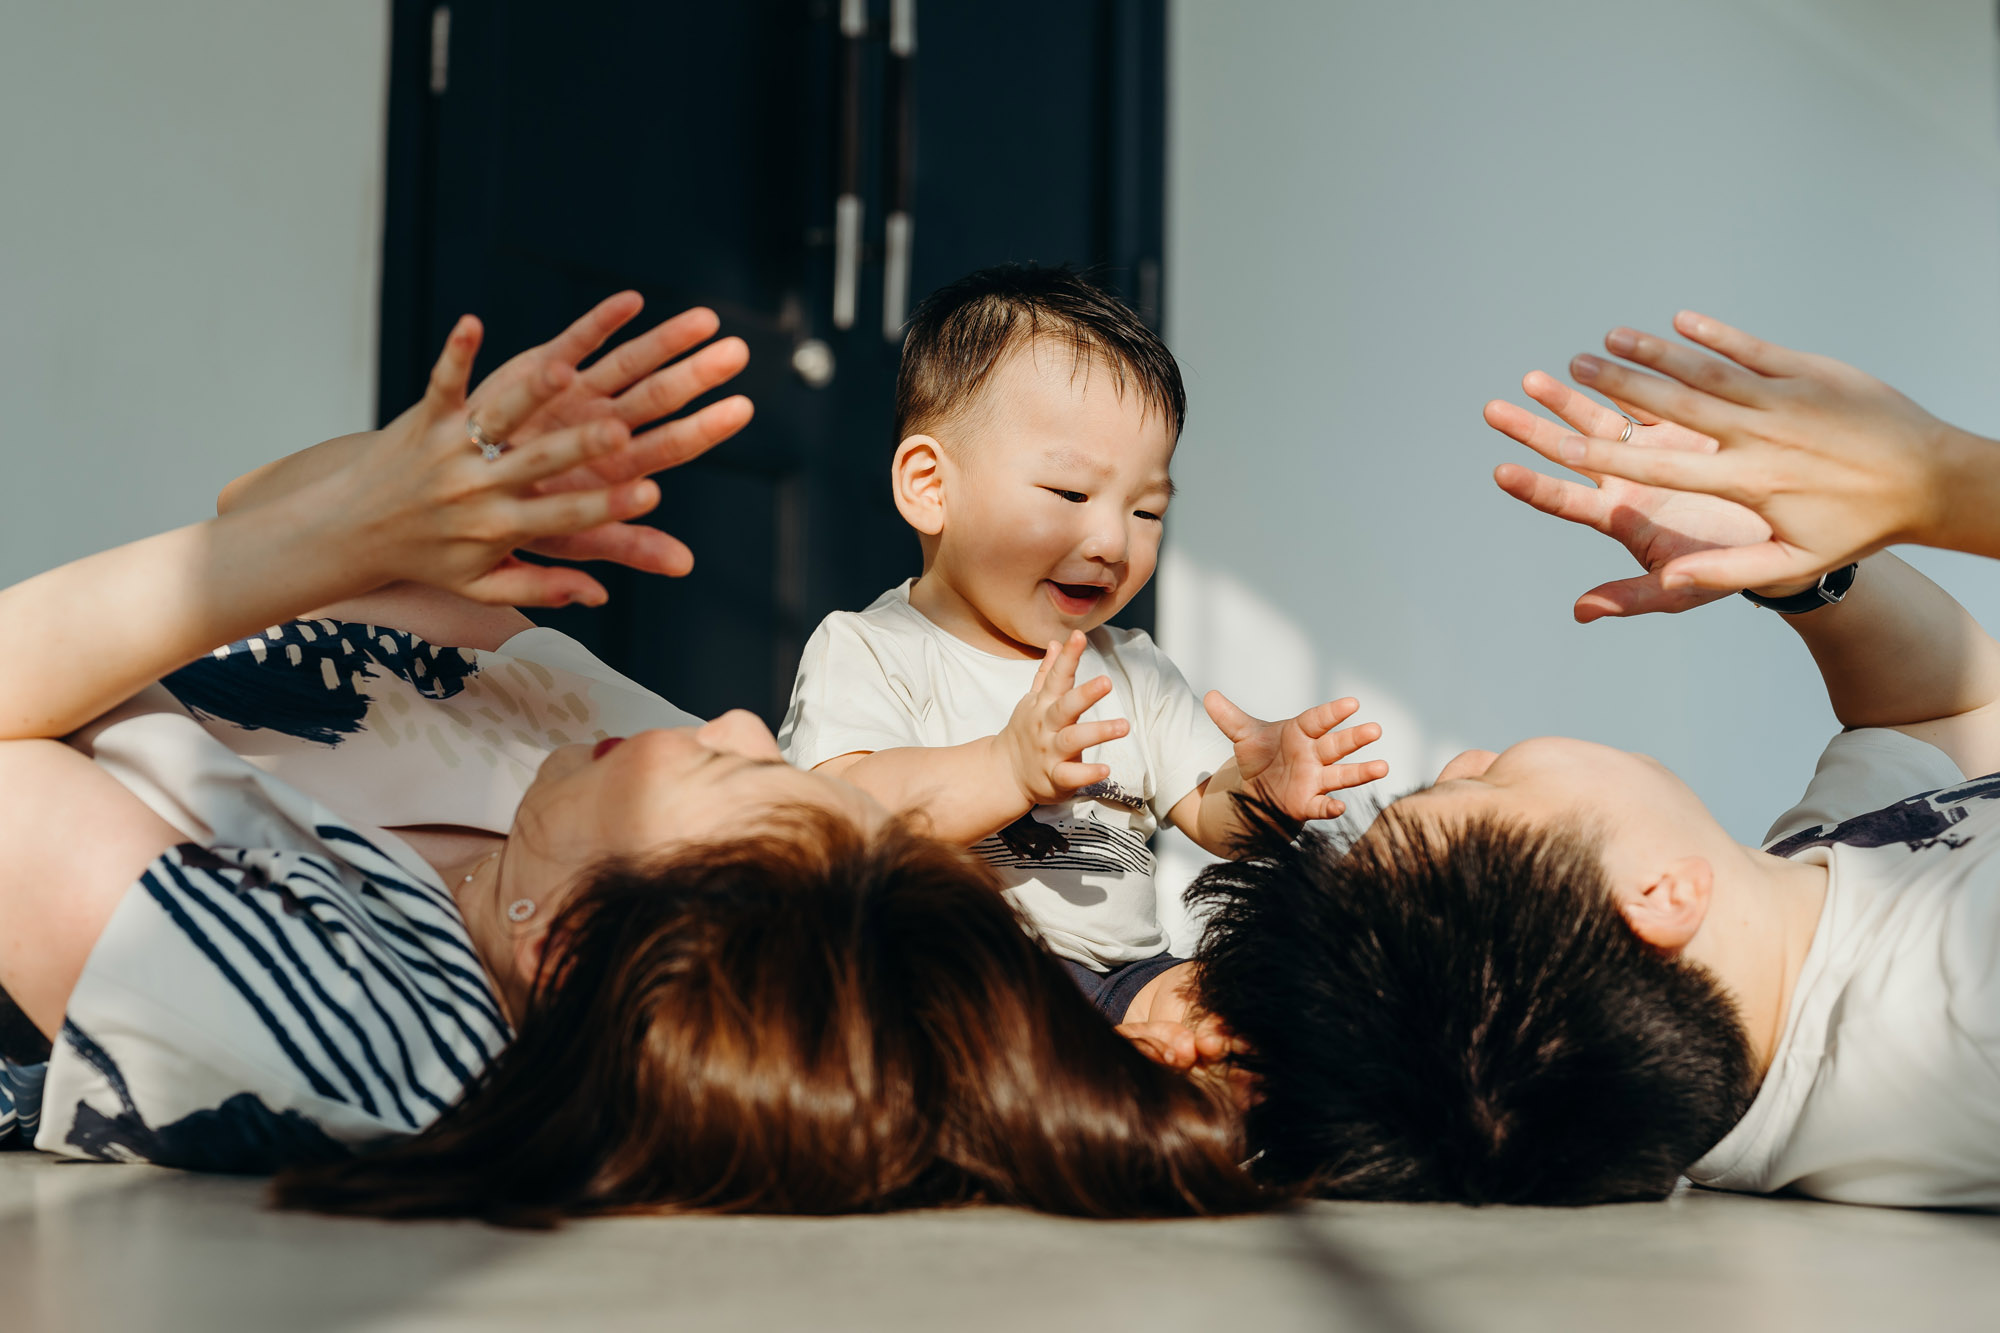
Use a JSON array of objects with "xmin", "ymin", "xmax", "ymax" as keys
[{"xmin": 467, "ymin": 417, "xmax": 508, "ymax": 461}]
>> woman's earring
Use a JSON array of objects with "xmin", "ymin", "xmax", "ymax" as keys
[{"xmin": 506, "ymin": 898, "xmax": 537, "ymax": 924}]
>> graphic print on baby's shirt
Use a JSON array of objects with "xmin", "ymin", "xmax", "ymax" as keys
[
  {"xmin": 977, "ymin": 779, "xmax": 1158, "ymax": 877},
  {"xmin": 780, "ymin": 581, "xmax": 1233, "ymax": 970}
]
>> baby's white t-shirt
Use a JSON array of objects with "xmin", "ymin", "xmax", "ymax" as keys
[
  {"xmin": 779, "ymin": 580, "xmax": 1234, "ymax": 970},
  {"xmin": 1686, "ymin": 728, "xmax": 2000, "ymax": 1208}
]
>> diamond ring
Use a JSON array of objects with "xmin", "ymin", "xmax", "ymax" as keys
[{"xmin": 467, "ymin": 417, "xmax": 508, "ymax": 461}]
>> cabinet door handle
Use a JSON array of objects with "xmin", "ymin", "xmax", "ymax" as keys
[
  {"xmin": 832, "ymin": 0, "xmax": 867, "ymax": 331},
  {"xmin": 882, "ymin": 0, "xmax": 916, "ymax": 340}
]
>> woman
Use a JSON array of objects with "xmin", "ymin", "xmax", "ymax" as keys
[{"xmin": 0, "ymin": 299, "xmax": 1262, "ymax": 1223}]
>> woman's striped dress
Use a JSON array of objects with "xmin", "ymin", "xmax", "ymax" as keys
[{"xmin": 0, "ymin": 619, "xmax": 699, "ymax": 1170}]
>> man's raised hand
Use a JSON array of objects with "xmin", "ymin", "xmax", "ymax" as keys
[
  {"xmin": 997, "ymin": 631, "xmax": 1130, "ymax": 806},
  {"xmin": 1204, "ymin": 692, "xmax": 1386, "ymax": 824},
  {"xmin": 1547, "ymin": 312, "xmax": 1999, "ymax": 588},
  {"xmin": 1485, "ymin": 370, "xmax": 1773, "ymax": 622}
]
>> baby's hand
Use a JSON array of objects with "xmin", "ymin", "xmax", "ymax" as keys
[
  {"xmin": 1117, "ymin": 972, "xmax": 1256, "ymax": 1110},
  {"xmin": 1205, "ymin": 692, "xmax": 1388, "ymax": 823},
  {"xmin": 997, "ymin": 631, "xmax": 1130, "ymax": 806}
]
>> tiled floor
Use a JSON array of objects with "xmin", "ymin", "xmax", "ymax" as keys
[{"xmin": 3, "ymin": 1151, "xmax": 1996, "ymax": 1332}]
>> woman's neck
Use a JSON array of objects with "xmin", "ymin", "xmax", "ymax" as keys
[{"xmin": 433, "ymin": 836, "xmax": 526, "ymax": 1025}]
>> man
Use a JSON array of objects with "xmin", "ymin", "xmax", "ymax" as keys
[{"xmin": 1192, "ymin": 326, "xmax": 2000, "ymax": 1207}]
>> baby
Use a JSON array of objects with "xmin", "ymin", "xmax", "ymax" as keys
[{"xmin": 779, "ymin": 265, "xmax": 1385, "ymax": 1042}]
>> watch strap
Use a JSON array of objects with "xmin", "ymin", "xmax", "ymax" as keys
[{"xmin": 1739, "ymin": 562, "xmax": 1859, "ymax": 614}]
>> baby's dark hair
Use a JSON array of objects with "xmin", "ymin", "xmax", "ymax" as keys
[
  {"xmin": 895, "ymin": 264, "xmax": 1185, "ymax": 445},
  {"xmin": 1190, "ymin": 806, "xmax": 1755, "ymax": 1206}
]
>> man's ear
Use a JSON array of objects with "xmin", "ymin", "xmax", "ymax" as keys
[
  {"xmin": 1617, "ymin": 856, "xmax": 1713, "ymax": 954},
  {"xmin": 892, "ymin": 435, "xmax": 947, "ymax": 536}
]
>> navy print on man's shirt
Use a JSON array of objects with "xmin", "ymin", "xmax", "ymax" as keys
[
  {"xmin": 163, "ymin": 619, "xmax": 480, "ymax": 746},
  {"xmin": 1768, "ymin": 772, "xmax": 2000, "ymax": 859}
]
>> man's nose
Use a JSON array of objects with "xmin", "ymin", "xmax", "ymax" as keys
[
  {"xmin": 697, "ymin": 708, "xmax": 783, "ymax": 761},
  {"xmin": 1435, "ymin": 749, "xmax": 1499, "ymax": 783}
]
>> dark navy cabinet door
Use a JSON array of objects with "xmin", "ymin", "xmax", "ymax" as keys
[{"xmin": 381, "ymin": 0, "xmax": 1165, "ymax": 723}]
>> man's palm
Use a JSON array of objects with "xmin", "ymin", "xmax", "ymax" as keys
[{"xmin": 1485, "ymin": 380, "xmax": 1773, "ymax": 621}]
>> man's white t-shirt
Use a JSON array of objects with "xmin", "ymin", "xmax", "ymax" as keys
[
  {"xmin": 1686, "ymin": 728, "xmax": 2000, "ymax": 1208},
  {"xmin": 779, "ymin": 581, "xmax": 1233, "ymax": 970}
]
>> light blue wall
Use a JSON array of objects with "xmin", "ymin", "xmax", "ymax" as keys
[
  {"xmin": 1157, "ymin": 0, "xmax": 2000, "ymax": 925},
  {"xmin": 0, "ymin": 3, "xmax": 388, "ymax": 585}
]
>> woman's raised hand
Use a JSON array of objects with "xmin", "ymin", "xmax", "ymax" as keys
[
  {"xmin": 1485, "ymin": 371, "xmax": 1772, "ymax": 622},
  {"xmin": 1546, "ymin": 313, "xmax": 2000, "ymax": 590},
  {"xmin": 345, "ymin": 315, "xmax": 662, "ymax": 609},
  {"xmin": 460, "ymin": 291, "xmax": 753, "ymax": 578}
]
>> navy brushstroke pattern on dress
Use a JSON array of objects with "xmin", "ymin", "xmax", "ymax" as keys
[
  {"xmin": 0, "ymin": 1060, "xmax": 46, "ymax": 1149},
  {"xmin": 162, "ymin": 619, "xmax": 481, "ymax": 746},
  {"xmin": 59, "ymin": 1022, "xmax": 346, "ymax": 1173}
]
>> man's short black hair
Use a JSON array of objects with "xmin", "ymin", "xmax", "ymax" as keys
[
  {"xmin": 895, "ymin": 264, "xmax": 1186, "ymax": 445},
  {"xmin": 1190, "ymin": 809, "xmax": 1755, "ymax": 1205}
]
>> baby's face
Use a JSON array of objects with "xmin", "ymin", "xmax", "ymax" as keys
[{"xmin": 931, "ymin": 343, "xmax": 1176, "ymax": 655}]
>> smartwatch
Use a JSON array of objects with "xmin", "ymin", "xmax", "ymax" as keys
[{"xmin": 1739, "ymin": 562, "xmax": 1859, "ymax": 614}]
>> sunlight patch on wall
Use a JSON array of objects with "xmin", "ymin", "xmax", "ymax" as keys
[{"xmin": 1150, "ymin": 547, "xmax": 1470, "ymax": 952}]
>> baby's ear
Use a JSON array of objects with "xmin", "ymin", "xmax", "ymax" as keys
[{"xmin": 892, "ymin": 434, "xmax": 947, "ymax": 536}]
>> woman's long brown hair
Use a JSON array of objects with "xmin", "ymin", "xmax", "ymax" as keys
[{"xmin": 272, "ymin": 812, "xmax": 1267, "ymax": 1225}]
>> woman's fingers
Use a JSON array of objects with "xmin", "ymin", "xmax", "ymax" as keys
[
  {"xmin": 472, "ymin": 359, "xmax": 579, "ymax": 443},
  {"xmin": 1493, "ymin": 462, "xmax": 1613, "ymax": 530},
  {"xmin": 580, "ymin": 306, "xmax": 721, "ymax": 397},
  {"xmin": 488, "ymin": 418, "xmax": 630, "ymax": 489},
  {"xmin": 527, "ymin": 522, "xmax": 696, "ymax": 579},
  {"xmin": 426, "ymin": 316, "xmax": 485, "ymax": 406},
  {"xmin": 541, "ymin": 290, "xmax": 645, "ymax": 369},
  {"xmin": 1519, "ymin": 370, "xmax": 1630, "ymax": 439},
  {"xmin": 510, "ymin": 479, "xmax": 660, "ymax": 539},
  {"xmin": 592, "ymin": 308, "xmax": 736, "ymax": 396},
  {"xmin": 1571, "ymin": 354, "xmax": 1745, "ymax": 437},
  {"xmin": 618, "ymin": 337, "xmax": 751, "ymax": 429},
  {"xmin": 1058, "ymin": 717, "xmax": 1129, "ymax": 758},
  {"xmin": 1603, "ymin": 326, "xmax": 1770, "ymax": 407},
  {"xmin": 461, "ymin": 555, "xmax": 610, "ymax": 609},
  {"xmin": 1672, "ymin": 310, "xmax": 1807, "ymax": 378},
  {"xmin": 623, "ymin": 394, "xmax": 754, "ymax": 476}
]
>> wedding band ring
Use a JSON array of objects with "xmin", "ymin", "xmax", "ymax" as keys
[
  {"xmin": 1617, "ymin": 419, "xmax": 1635, "ymax": 443},
  {"xmin": 467, "ymin": 418, "xmax": 509, "ymax": 462}
]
